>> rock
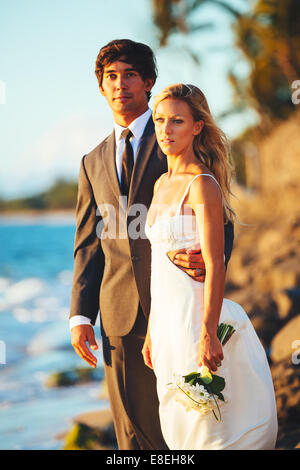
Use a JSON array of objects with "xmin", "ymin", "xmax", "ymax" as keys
[
  {"xmin": 267, "ymin": 258, "xmax": 300, "ymax": 292},
  {"xmin": 275, "ymin": 424, "xmax": 300, "ymax": 450},
  {"xmin": 274, "ymin": 290, "xmax": 294, "ymax": 320},
  {"xmin": 75, "ymin": 408, "xmax": 113, "ymax": 430},
  {"xmin": 45, "ymin": 366, "xmax": 104, "ymax": 388},
  {"xmin": 274, "ymin": 288, "xmax": 300, "ymax": 321},
  {"xmin": 271, "ymin": 358, "xmax": 300, "ymax": 423},
  {"xmin": 259, "ymin": 113, "xmax": 300, "ymax": 194},
  {"xmin": 249, "ymin": 314, "xmax": 279, "ymax": 352},
  {"xmin": 256, "ymin": 229, "xmax": 284, "ymax": 263},
  {"xmin": 227, "ymin": 115, "xmax": 300, "ymax": 449},
  {"xmin": 271, "ymin": 357, "xmax": 300, "ymax": 449},
  {"xmin": 227, "ymin": 285, "xmax": 282, "ymax": 351},
  {"xmin": 271, "ymin": 315, "xmax": 300, "ymax": 363},
  {"xmin": 63, "ymin": 409, "xmax": 117, "ymax": 450},
  {"xmin": 225, "ymin": 286, "xmax": 262, "ymax": 314}
]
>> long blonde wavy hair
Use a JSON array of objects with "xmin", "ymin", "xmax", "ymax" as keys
[{"xmin": 153, "ymin": 83, "xmax": 237, "ymax": 224}]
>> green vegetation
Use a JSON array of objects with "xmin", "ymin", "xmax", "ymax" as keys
[
  {"xmin": 63, "ymin": 422, "xmax": 117, "ymax": 450},
  {"xmin": 151, "ymin": 0, "xmax": 300, "ymax": 124},
  {"xmin": 150, "ymin": 0, "xmax": 300, "ymax": 186},
  {"xmin": 231, "ymin": 0, "xmax": 300, "ymax": 123},
  {"xmin": 0, "ymin": 179, "xmax": 78, "ymax": 212}
]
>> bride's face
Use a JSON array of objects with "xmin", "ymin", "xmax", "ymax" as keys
[{"xmin": 154, "ymin": 98, "xmax": 203, "ymax": 157}]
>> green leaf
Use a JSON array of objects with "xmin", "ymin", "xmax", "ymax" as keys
[
  {"xmin": 217, "ymin": 392, "xmax": 225, "ymax": 402},
  {"xmin": 193, "ymin": 377, "xmax": 206, "ymax": 387},
  {"xmin": 209, "ymin": 374, "xmax": 226, "ymax": 394},
  {"xmin": 183, "ymin": 372, "xmax": 200, "ymax": 385}
]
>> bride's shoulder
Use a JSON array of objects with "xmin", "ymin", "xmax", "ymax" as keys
[
  {"xmin": 188, "ymin": 172, "xmax": 222, "ymax": 203},
  {"xmin": 153, "ymin": 172, "xmax": 168, "ymax": 193}
]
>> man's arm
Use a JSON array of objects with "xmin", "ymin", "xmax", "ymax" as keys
[
  {"xmin": 69, "ymin": 155, "xmax": 104, "ymax": 324},
  {"xmin": 171, "ymin": 220, "xmax": 234, "ymax": 280},
  {"xmin": 69, "ymin": 156, "xmax": 104, "ymax": 367}
]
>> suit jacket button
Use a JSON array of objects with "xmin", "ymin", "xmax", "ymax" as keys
[{"xmin": 131, "ymin": 255, "xmax": 139, "ymax": 263}]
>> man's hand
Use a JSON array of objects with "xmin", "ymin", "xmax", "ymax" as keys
[
  {"xmin": 167, "ymin": 245, "xmax": 206, "ymax": 282},
  {"xmin": 71, "ymin": 324, "xmax": 98, "ymax": 368}
]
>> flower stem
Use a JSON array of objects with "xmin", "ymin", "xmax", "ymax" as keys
[{"xmin": 207, "ymin": 385, "xmax": 222, "ymax": 422}]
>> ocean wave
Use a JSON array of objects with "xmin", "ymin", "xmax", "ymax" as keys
[
  {"xmin": 0, "ymin": 213, "xmax": 75, "ymax": 226},
  {"xmin": 27, "ymin": 322, "xmax": 72, "ymax": 355},
  {"xmin": 0, "ymin": 278, "xmax": 45, "ymax": 311}
]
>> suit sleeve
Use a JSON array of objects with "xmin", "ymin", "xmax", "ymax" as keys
[
  {"xmin": 224, "ymin": 221, "xmax": 234, "ymax": 270},
  {"xmin": 69, "ymin": 156, "xmax": 105, "ymax": 325}
]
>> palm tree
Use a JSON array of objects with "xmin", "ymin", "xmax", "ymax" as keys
[
  {"xmin": 151, "ymin": 0, "xmax": 300, "ymax": 123},
  {"xmin": 151, "ymin": 0, "xmax": 241, "ymax": 47}
]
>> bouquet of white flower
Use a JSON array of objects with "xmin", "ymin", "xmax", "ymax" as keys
[{"xmin": 166, "ymin": 323, "xmax": 235, "ymax": 422}]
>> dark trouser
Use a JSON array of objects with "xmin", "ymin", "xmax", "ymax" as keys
[{"xmin": 102, "ymin": 306, "xmax": 168, "ymax": 450}]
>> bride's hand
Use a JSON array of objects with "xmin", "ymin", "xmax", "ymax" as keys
[
  {"xmin": 142, "ymin": 330, "xmax": 153, "ymax": 370},
  {"xmin": 198, "ymin": 328, "xmax": 224, "ymax": 372}
]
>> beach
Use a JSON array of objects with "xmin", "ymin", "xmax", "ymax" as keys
[{"xmin": 0, "ymin": 212, "xmax": 109, "ymax": 450}]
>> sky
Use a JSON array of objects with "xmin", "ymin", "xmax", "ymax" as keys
[{"xmin": 0, "ymin": 0, "xmax": 255, "ymax": 199}]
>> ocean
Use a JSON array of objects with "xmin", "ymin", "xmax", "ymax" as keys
[{"xmin": 0, "ymin": 214, "xmax": 107, "ymax": 450}]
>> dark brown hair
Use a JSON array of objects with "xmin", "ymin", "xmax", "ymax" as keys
[{"xmin": 95, "ymin": 39, "xmax": 157, "ymax": 101}]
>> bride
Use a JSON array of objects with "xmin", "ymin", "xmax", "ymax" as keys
[{"xmin": 142, "ymin": 83, "xmax": 278, "ymax": 450}]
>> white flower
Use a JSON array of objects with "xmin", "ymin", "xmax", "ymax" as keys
[{"xmin": 167, "ymin": 373, "xmax": 215, "ymax": 415}]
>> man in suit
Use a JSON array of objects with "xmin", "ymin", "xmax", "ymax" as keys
[{"xmin": 69, "ymin": 39, "xmax": 234, "ymax": 450}]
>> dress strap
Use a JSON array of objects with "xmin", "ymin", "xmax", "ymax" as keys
[
  {"xmin": 176, "ymin": 173, "xmax": 222, "ymax": 215},
  {"xmin": 155, "ymin": 172, "xmax": 167, "ymax": 192}
]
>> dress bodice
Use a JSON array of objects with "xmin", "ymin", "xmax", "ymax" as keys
[
  {"xmin": 145, "ymin": 173, "xmax": 221, "ymax": 251},
  {"xmin": 145, "ymin": 214, "xmax": 200, "ymax": 251}
]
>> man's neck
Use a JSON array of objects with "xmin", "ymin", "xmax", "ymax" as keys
[{"xmin": 112, "ymin": 106, "xmax": 149, "ymax": 127}]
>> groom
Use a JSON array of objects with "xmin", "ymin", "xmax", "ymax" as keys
[{"xmin": 69, "ymin": 39, "xmax": 234, "ymax": 450}]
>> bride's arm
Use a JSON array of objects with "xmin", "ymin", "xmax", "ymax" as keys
[{"xmin": 189, "ymin": 177, "xmax": 225, "ymax": 372}]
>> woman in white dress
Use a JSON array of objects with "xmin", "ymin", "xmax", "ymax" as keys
[{"xmin": 142, "ymin": 83, "xmax": 278, "ymax": 450}]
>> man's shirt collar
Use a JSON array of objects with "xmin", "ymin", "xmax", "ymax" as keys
[{"xmin": 114, "ymin": 108, "xmax": 152, "ymax": 142}]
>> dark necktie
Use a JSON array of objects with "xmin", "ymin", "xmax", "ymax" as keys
[{"xmin": 120, "ymin": 128, "xmax": 134, "ymax": 197}]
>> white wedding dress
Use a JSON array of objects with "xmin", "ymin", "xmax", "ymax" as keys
[{"xmin": 145, "ymin": 174, "xmax": 278, "ymax": 450}]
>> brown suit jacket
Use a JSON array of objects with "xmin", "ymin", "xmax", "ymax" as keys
[
  {"xmin": 69, "ymin": 117, "xmax": 234, "ymax": 337},
  {"xmin": 70, "ymin": 117, "xmax": 168, "ymax": 336}
]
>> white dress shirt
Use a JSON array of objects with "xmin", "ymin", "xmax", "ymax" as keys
[{"xmin": 69, "ymin": 108, "xmax": 152, "ymax": 330}]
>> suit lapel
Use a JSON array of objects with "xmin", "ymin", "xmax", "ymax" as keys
[
  {"xmin": 101, "ymin": 118, "xmax": 157, "ymax": 211},
  {"xmin": 101, "ymin": 130, "xmax": 127, "ymax": 213},
  {"xmin": 128, "ymin": 117, "xmax": 156, "ymax": 206}
]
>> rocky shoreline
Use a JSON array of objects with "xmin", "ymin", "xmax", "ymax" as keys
[
  {"xmin": 55, "ymin": 354, "xmax": 300, "ymax": 450},
  {"xmin": 224, "ymin": 114, "xmax": 300, "ymax": 449},
  {"xmin": 61, "ymin": 408, "xmax": 117, "ymax": 450}
]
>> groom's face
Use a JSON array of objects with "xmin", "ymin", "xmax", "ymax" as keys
[{"xmin": 100, "ymin": 60, "xmax": 153, "ymax": 121}]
